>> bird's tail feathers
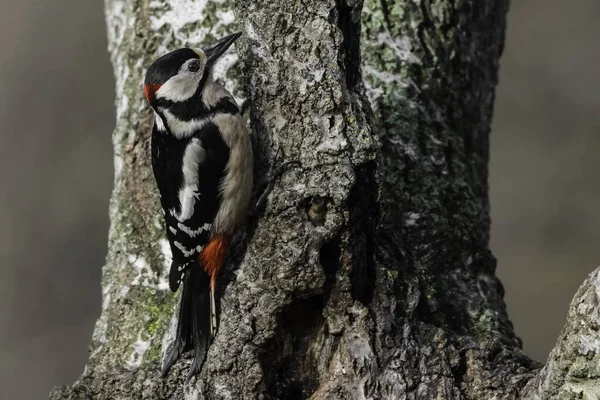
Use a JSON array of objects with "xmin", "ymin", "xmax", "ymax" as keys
[{"xmin": 161, "ymin": 261, "xmax": 212, "ymax": 379}]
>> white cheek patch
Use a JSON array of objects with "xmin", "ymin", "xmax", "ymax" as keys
[
  {"xmin": 155, "ymin": 57, "xmax": 205, "ymax": 103},
  {"xmin": 155, "ymin": 73, "xmax": 201, "ymax": 102}
]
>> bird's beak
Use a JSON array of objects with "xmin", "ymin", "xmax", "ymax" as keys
[{"xmin": 204, "ymin": 31, "xmax": 242, "ymax": 69}]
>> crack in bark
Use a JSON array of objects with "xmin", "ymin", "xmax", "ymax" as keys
[
  {"xmin": 333, "ymin": 0, "xmax": 363, "ymax": 91},
  {"xmin": 347, "ymin": 162, "xmax": 378, "ymax": 306}
]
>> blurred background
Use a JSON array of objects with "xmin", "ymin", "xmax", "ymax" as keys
[{"xmin": 0, "ymin": 0, "xmax": 597, "ymax": 398}]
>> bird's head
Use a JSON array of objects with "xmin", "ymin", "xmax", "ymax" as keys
[{"xmin": 143, "ymin": 32, "xmax": 242, "ymax": 108}]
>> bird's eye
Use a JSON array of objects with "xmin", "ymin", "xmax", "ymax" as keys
[{"xmin": 188, "ymin": 61, "xmax": 200, "ymax": 73}]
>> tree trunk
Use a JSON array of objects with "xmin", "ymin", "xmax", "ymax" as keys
[{"xmin": 50, "ymin": 0, "xmax": 600, "ymax": 399}]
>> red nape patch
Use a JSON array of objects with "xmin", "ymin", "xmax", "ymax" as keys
[
  {"xmin": 199, "ymin": 236, "xmax": 231, "ymax": 291},
  {"xmin": 144, "ymin": 83, "xmax": 162, "ymax": 104}
]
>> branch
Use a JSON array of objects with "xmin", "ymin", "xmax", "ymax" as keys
[{"xmin": 523, "ymin": 267, "xmax": 600, "ymax": 399}]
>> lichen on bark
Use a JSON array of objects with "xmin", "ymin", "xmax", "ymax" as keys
[{"xmin": 51, "ymin": 0, "xmax": 600, "ymax": 399}]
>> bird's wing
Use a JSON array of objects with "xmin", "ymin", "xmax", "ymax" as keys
[{"xmin": 163, "ymin": 123, "xmax": 230, "ymax": 290}]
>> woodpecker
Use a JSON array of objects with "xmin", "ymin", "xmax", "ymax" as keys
[{"xmin": 143, "ymin": 32, "xmax": 253, "ymax": 378}]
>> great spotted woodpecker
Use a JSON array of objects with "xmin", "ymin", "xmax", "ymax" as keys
[{"xmin": 143, "ymin": 32, "xmax": 253, "ymax": 378}]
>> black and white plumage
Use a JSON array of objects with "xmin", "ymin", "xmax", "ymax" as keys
[{"xmin": 144, "ymin": 32, "xmax": 253, "ymax": 378}]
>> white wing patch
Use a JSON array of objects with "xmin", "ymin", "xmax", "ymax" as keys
[
  {"xmin": 177, "ymin": 185, "xmax": 199, "ymax": 221},
  {"xmin": 172, "ymin": 138, "xmax": 205, "ymax": 222},
  {"xmin": 177, "ymin": 222, "xmax": 211, "ymax": 238},
  {"xmin": 174, "ymin": 241, "xmax": 195, "ymax": 258}
]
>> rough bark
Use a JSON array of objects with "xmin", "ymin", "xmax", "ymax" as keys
[{"xmin": 50, "ymin": 0, "xmax": 600, "ymax": 399}]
